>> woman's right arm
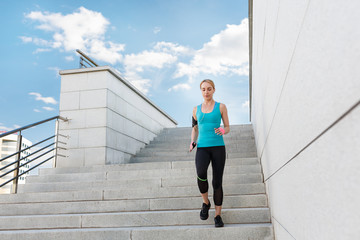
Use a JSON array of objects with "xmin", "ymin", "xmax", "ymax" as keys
[{"xmin": 189, "ymin": 107, "xmax": 198, "ymax": 152}]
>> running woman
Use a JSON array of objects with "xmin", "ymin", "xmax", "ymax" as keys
[{"xmin": 189, "ymin": 79, "xmax": 230, "ymax": 228}]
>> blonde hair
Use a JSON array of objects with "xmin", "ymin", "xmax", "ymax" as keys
[{"xmin": 200, "ymin": 79, "xmax": 215, "ymax": 89}]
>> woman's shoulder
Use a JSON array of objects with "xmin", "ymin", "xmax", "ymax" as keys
[
  {"xmin": 219, "ymin": 102, "xmax": 227, "ymax": 112},
  {"xmin": 193, "ymin": 104, "xmax": 202, "ymax": 117},
  {"xmin": 193, "ymin": 103, "xmax": 202, "ymax": 110},
  {"xmin": 192, "ymin": 106, "xmax": 198, "ymax": 116},
  {"xmin": 217, "ymin": 102, "xmax": 225, "ymax": 107}
]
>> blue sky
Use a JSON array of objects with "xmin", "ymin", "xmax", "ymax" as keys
[{"xmin": 0, "ymin": 0, "xmax": 249, "ymax": 143}]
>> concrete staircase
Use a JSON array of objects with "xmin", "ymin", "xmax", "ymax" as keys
[{"xmin": 0, "ymin": 124, "xmax": 274, "ymax": 239}]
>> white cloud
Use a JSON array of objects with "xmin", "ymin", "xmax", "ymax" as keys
[
  {"xmin": 48, "ymin": 67, "xmax": 60, "ymax": 78},
  {"xmin": 168, "ymin": 83, "xmax": 191, "ymax": 92},
  {"xmin": 129, "ymin": 79, "xmax": 152, "ymax": 95},
  {"xmin": 65, "ymin": 55, "xmax": 74, "ymax": 61},
  {"xmin": 42, "ymin": 106, "xmax": 55, "ymax": 111},
  {"xmin": 174, "ymin": 18, "xmax": 249, "ymax": 80},
  {"xmin": 242, "ymin": 100, "xmax": 249, "ymax": 109},
  {"xmin": 23, "ymin": 7, "xmax": 124, "ymax": 64},
  {"xmin": 0, "ymin": 124, "xmax": 21, "ymax": 132},
  {"xmin": 20, "ymin": 36, "xmax": 53, "ymax": 47},
  {"xmin": 88, "ymin": 40, "xmax": 124, "ymax": 64},
  {"xmin": 124, "ymin": 51, "xmax": 177, "ymax": 72},
  {"xmin": 121, "ymin": 42, "xmax": 195, "ymax": 95},
  {"xmin": 123, "ymin": 71, "xmax": 151, "ymax": 95},
  {"xmin": 153, "ymin": 42, "xmax": 193, "ymax": 55},
  {"xmin": 29, "ymin": 92, "xmax": 57, "ymax": 105},
  {"xmin": 20, "ymin": 36, "xmax": 33, "ymax": 43},
  {"xmin": 0, "ymin": 125, "xmax": 12, "ymax": 131},
  {"xmin": 153, "ymin": 26, "xmax": 161, "ymax": 34},
  {"xmin": 122, "ymin": 46, "xmax": 179, "ymax": 94},
  {"xmin": 34, "ymin": 109, "xmax": 41, "ymax": 113},
  {"xmin": 33, "ymin": 48, "xmax": 52, "ymax": 54},
  {"xmin": 173, "ymin": 62, "xmax": 199, "ymax": 82}
]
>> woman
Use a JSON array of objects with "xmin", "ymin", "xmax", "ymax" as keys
[{"xmin": 189, "ymin": 79, "xmax": 230, "ymax": 228}]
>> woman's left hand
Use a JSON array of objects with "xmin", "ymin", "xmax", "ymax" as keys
[{"xmin": 214, "ymin": 127, "xmax": 225, "ymax": 136}]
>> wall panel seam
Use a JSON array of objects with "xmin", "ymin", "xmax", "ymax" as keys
[
  {"xmin": 62, "ymin": 87, "xmax": 107, "ymax": 93},
  {"xmin": 106, "ymin": 107, "xmax": 160, "ymax": 137},
  {"xmin": 106, "ymin": 126, "xmax": 150, "ymax": 145},
  {"xmin": 105, "ymin": 146, "xmax": 134, "ymax": 156},
  {"xmin": 259, "ymin": 0, "xmax": 312, "ymax": 161},
  {"xmin": 272, "ymin": 216, "xmax": 297, "ymax": 239},
  {"xmin": 265, "ymin": 100, "xmax": 360, "ymax": 182},
  {"xmin": 107, "ymin": 88, "xmax": 174, "ymax": 129}
]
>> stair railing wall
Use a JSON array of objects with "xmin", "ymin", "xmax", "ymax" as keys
[
  {"xmin": 0, "ymin": 116, "xmax": 68, "ymax": 193},
  {"xmin": 58, "ymin": 66, "xmax": 177, "ymax": 167}
]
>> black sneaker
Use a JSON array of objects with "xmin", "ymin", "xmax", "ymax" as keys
[
  {"xmin": 200, "ymin": 201, "xmax": 211, "ymax": 220},
  {"xmin": 214, "ymin": 215, "xmax": 224, "ymax": 227}
]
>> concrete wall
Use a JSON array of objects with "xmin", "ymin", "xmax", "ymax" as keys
[
  {"xmin": 250, "ymin": 0, "xmax": 360, "ymax": 239},
  {"xmin": 57, "ymin": 66, "xmax": 177, "ymax": 167}
]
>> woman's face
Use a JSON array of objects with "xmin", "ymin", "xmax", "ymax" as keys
[{"xmin": 201, "ymin": 82, "xmax": 215, "ymax": 101}]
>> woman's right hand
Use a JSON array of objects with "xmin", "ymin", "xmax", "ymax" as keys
[{"xmin": 189, "ymin": 142, "xmax": 196, "ymax": 152}]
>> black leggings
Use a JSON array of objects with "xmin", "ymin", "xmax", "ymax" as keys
[{"xmin": 195, "ymin": 146, "xmax": 226, "ymax": 206}]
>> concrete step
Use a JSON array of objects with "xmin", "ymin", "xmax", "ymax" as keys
[
  {"xmin": 0, "ymin": 182, "xmax": 265, "ymax": 204},
  {"xmin": 36, "ymin": 158, "xmax": 259, "ymax": 176},
  {"xmin": 18, "ymin": 178, "xmax": 162, "ymax": 193},
  {"xmin": 0, "ymin": 190, "xmax": 104, "ymax": 204},
  {"xmin": 19, "ymin": 173, "xmax": 265, "ymax": 193},
  {"xmin": 142, "ymin": 140, "xmax": 256, "ymax": 150},
  {"xmin": 105, "ymin": 165, "xmax": 262, "ymax": 181},
  {"xmin": 171, "ymin": 158, "xmax": 259, "ymax": 168},
  {"xmin": 160, "ymin": 124, "xmax": 252, "ymax": 131},
  {"xmin": 0, "ymin": 208, "xmax": 271, "ymax": 230},
  {"xmin": 0, "ymin": 223, "xmax": 274, "ymax": 240},
  {"xmin": 152, "ymin": 129, "xmax": 255, "ymax": 139},
  {"xmin": 27, "ymin": 170, "xmax": 262, "ymax": 185},
  {"xmin": 104, "ymin": 183, "xmax": 265, "ymax": 200},
  {"xmin": 0, "ymin": 194, "xmax": 268, "ymax": 216},
  {"xmin": 157, "ymin": 126, "xmax": 253, "ymax": 136},
  {"xmin": 162, "ymin": 173, "xmax": 263, "ymax": 187},
  {"xmin": 39, "ymin": 161, "xmax": 173, "ymax": 175},
  {"xmin": 150, "ymin": 135, "xmax": 255, "ymax": 143},
  {"xmin": 131, "ymin": 152, "xmax": 258, "ymax": 163},
  {"xmin": 155, "ymin": 132, "xmax": 256, "ymax": 139},
  {"xmin": 135, "ymin": 147, "xmax": 257, "ymax": 157},
  {"xmin": 19, "ymin": 173, "xmax": 263, "ymax": 193},
  {"xmin": 27, "ymin": 164, "xmax": 261, "ymax": 184},
  {"xmin": 136, "ymin": 148, "xmax": 256, "ymax": 159},
  {"xmin": 152, "ymin": 130, "xmax": 254, "ymax": 138}
]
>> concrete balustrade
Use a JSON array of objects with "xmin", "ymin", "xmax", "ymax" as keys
[{"xmin": 57, "ymin": 66, "xmax": 177, "ymax": 167}]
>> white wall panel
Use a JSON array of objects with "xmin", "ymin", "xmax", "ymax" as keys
[
  {"xmin": 79, "ymin": 89, "xmax": 107, "ymax": 109},
  {"xmin": 251, "ymin": 0, "xmax": 360, "ymax": 239},
  {"xmin": 267, "ymin": 106, "xmax": 360, "ymax": 239},
  {"xmin": 59, "ymin": 92, "xmax": 80, "ymax": 111},
  {"xmin": 60, "ymin": 73, "xmax": 87, "ymax": 92}
]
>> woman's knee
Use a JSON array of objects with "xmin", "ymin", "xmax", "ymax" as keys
[
  {"xmin": 212, "ymin": 178, "xmax": 222, "ymax": 190},
  {"xmin": 197, "ymin": 177, "xmax": 208, "ymax": 193}
]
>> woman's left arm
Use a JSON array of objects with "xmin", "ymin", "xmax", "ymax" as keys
[{"xmin": 220, "ymin": 103, "xmax": 230, "ymax": 135}]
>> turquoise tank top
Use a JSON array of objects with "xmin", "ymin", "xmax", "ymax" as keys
[{"xmin": 196, "ymin": 101, "xmax": 225, "ymax": 148}]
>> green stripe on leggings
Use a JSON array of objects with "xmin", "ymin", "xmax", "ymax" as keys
[{"xmin": 197, "ymin": 176, "xmax": 207, "ymax": 182}]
